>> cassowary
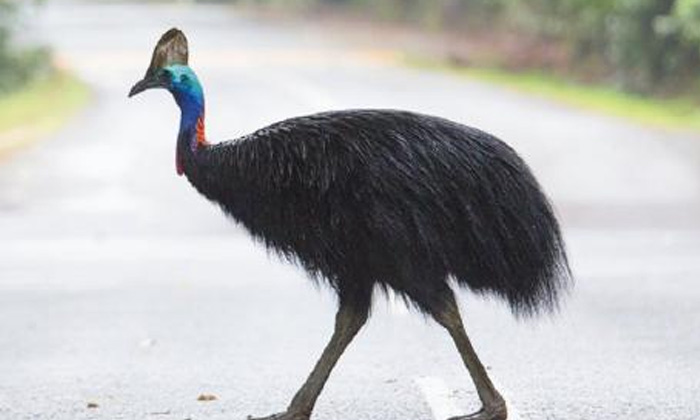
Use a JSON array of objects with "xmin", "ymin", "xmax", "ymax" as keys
[{"xmin": 129, "ymin": 29, "xmax": 571, "ymax": 420}]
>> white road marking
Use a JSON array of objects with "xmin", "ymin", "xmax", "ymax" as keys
[
  {"xmin": 414, "ymin": 376, "xmax": 463, "ymax": 420},
  {"xmin": 415, "ymin": 375, "xmax": 523, "ymax": 420}
]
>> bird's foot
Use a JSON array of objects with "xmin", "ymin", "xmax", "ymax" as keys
[
  {"xmin": 447, "ymin": 400, "xmax": 507, "ymax": 420},
  {"xmin": 247, "ymin": 411, "xmax": 309, "ymax": 420}
]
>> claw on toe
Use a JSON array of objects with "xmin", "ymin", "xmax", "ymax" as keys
[
  {"xmin": 447, "ymin": 402, "xmax": 507, "ymax": 420},
  {"xmin": 247, "ymin": 412, "xmax": 309, "ymax": 420}
]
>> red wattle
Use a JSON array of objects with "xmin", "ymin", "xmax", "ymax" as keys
[{"xmin": 176, "ymin": 148, "xmax": 184, "ymax": 176}]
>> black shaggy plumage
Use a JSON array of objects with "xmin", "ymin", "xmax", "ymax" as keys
[{"xmin": 185, "ymin": 109, "xmax": 571, "ymax": 316}]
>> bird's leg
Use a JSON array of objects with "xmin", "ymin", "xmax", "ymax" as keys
[
  {"xmin": 431, "ymin": 294, "xmax": 507, "ymax": 420},
  {"xmin": 247, "ymin": 301, "xmax": 369, "ymax": 420}
]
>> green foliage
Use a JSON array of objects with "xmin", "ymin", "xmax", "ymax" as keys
[
  {"xmin": 665, "ymin": 0, "xmax": 700, "ymax": 42},
  {"xmin": 0, "ymin": 1, "xmax": 50, "ymax": 96},
  {"xmin": 249, "ymin": 0, "xmax": 700, "ymax": 94},
  {"xmin": 464, "ymin": 0, "xmax": 698, "ymax": 93}
]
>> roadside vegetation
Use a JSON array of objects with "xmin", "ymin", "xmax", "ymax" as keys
[
  {"xmin": 0, "ymin": 1, "xmax": 89, "ymax": 155},
  {"xmin": 409, "ymin": 57, "xmax": 700, "ymax": 131},
  {"xmin": 239, "ymin": 0, "xmax": 700, "ymax": 130},
  {"xmin": 0, "ymin": 2, "xmax": 51, "ymax": 95},
  {"xmin": 0, "ymin": 71, "xmax": 89, "ymax": 155},
  {"xmin": 0, "ymin": 1, "xmax": 51, "ymax": 96}
]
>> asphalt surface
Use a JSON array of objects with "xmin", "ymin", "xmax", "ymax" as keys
[{"xmin": 1, "ymin": 3, "xmax": 699, "ymax": 420}]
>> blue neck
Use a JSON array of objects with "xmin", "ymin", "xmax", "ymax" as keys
[
  {"xmin": 175, "ymin": 87, "xmax": 205, "ymax": 137},
  {"xmin": 166, "ymin": 65, "xmax": 206, "ymax": 140},
  {"xmin": 167, "ymin": 65, "xmax": 208, "ymax": 176}
]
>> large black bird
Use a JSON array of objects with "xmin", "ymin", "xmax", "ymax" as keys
[{"xmin": 129, "ymin": 29, "xmax": 571, "ymax": 420}]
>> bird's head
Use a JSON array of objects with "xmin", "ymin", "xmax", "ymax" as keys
[
  {"xmin": 128, "ymin": 28, "xmax": 203, "ymax": 108},
  {"xmin": 129, "ymin": 28, "xmax": 207, "ymax": 177}
]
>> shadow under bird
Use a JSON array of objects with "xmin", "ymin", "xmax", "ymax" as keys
[{"xmin": 129, "ymin": 28, "xmax": 572, "ymax": 420}]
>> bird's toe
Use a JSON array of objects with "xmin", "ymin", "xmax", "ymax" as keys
[
  {"xmin": 247, "ymin": 411, "xmax": 309, "ymax": 420},
  {"xmin": 447, "ymin": 401, "xmax": 507, "ymax": 420}
]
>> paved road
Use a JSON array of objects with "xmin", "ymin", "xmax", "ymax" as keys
[{"xmin": 1, "ymin": 3, "xmax": 699, "ymax": 420}]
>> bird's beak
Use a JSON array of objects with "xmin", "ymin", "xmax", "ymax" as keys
[{"xmin": 128, "ymin": 75, "xmax": 165, "ymax": 98}]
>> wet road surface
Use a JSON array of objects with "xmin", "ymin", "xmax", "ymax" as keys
[{"xmin": 0, "ymin": 3, "xmax": 699, "ymax": 420}]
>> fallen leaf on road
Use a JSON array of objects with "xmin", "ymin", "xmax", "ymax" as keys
[{"xmin": 197, "ymin": 393, "xmax": 218, "ymax": 402}]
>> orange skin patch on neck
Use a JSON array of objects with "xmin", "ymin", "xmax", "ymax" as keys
[{"xmin": 196, "ymin": 115, "xmax": 208, "ymax": 147}]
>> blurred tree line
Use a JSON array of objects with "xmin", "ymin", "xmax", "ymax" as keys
[
  {"xmin": 0, "ymin": 1, "xmax": 49, "ymax": 95},
  {"xmin": 245, "ymin": 0, "xmax": 700, "ymax": 95}
]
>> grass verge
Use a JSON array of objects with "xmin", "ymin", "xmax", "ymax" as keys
[
  {"xmin": 406, "ymin": 56, "xmax": 700, "ymax": 132},
  {"xmin": 0, "ymin": 71, "xmax": 90, "ymax": 157}
]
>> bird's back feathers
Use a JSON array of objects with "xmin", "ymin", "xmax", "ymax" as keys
[{"xmin": 186, "ymin": 109, "xmax": 571, "ymax": 316}]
